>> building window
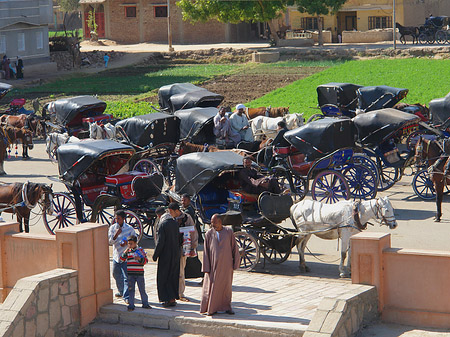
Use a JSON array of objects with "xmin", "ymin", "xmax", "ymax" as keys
[
  {"xmin": 18, "ymin": 33, "xmax": 25, "ymax": 52},
  {"xmin": 125, "ymin": 6, "xmax": 136, "ymax": 18},
  {"xmin": 36, "ymin": 31, "xmax": 43, "ymax": 49},
  {"xmin": 0, "ymin": 36, "xmax": 5, "ymax": 54},
  {"xmin": 300, "ymin": 17, "xmax": 321, "ymax": 30},
  {"xmin": 368, "ymin": 16, "xmax": 392, "ymax": 30},
  {"xmin": 154, "ymin": 6, "xmax": 167, "ymax": 18}
]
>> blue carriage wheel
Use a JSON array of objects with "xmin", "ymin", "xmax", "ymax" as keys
[
  {"xmin": 43, "ymin": 192, "xmax": 77, "ymax": 235},
  {"xmin": 412, "ymin": 169, "xmax": 436, "ymax": 200},
  {"xmin": 311, "ymin": 170, "xmax": 350, "ymax": 204},
  {"xmin": 378, "ymin": 165, "xmax": 399, "ymax": 191},
  {"xmin": 352, "ymin": 154, "xmax": 379, "ymax": 185},
  {"xmin": 343, "ymin": 164, "xmax": 377, "ymax": 200}
]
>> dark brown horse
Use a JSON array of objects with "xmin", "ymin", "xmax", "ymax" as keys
[
  {"xmin": 0, "ymin": 182, "xmax": 53, "ymax": 232},
  {"xmin": 0, "ymin": 114, "xmax": 44, "ymax": 138},
  {"xmin": 0, "ymin": 125, "xmax": 34, "ymax": 160},
  {"xmin": 246, "ymin": 107, "xmax": 289, "ymax": 119},
  {"xmin": 396, "ymin": 23, "xmax": 419, "ymax": 44},
  {"xmin": 415, "ymin": 137, "xmax": 448, "ymax": 222},
  {"xmin": 394, "ymin": 102, "xmax": 430, "ymax": 122}
]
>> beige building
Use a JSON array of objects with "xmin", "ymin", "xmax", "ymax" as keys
[
  {"xmin": 285, "ymin": 0, "xmax": 450, "ymax": 42},
  {"xmin": 79, "ymin": 0, "xmax": 256, "ymax": 44}
]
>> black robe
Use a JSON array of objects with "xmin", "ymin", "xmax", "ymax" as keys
[{"xmin": 152, "ymin": 217, "xmax": 181, "ymax": 302}]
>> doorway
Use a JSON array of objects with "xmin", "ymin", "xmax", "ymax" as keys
[{"xmin": 345, "ymin": 15, "xmax": 357, "ymax": 31}]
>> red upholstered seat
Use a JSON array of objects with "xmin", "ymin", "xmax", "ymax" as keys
[
  {"xmin": 82, "ymin": 114, "xmax": 114, "ymax": 124},
  {"xmin": 230, "ymin": 190, "xmax": 258, "ymax": 203},
  {"xmin": 105, "ymin": 171, "xmax": 149, "ymax": 200}
]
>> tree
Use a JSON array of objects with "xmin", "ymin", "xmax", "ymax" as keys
[
  {"xmin": 176, "ymin": 0, "xmax": 288, "ymax": 44},
  {"xmin": 295, "ymin": 0, "xmax": 347, "ymax": 46},
  {"xmin": 56, "ymin": 0, "xmax": 80, "ymax": 35},
  {"xmin": 87, "ymin": 9, "xmax": 98, "ymax": 41}
]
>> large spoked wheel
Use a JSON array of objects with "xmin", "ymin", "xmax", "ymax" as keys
[
  {"xmin": 311, "ymin": 170, "xmax": 350, "ymax": 203},
  {"xmin": 275, "ymin": 171, "xmax": 308, "ymax": 202},
  {"xmin": 412, "ymin": 168, "xmax": 436, "ymax": 200},
  {"xmin": 306, "ymin": 113, "xmax": 324, "ymax": 124},
  {"xmin": 133, "ymin": 158, "xmax": 160, "ymax": 175},
  {"xmin": 436, "ymin": 30, "xmax": 447, "ymax": 44},
  {"xmin": 419, "ymin": 33, "xmax": 430, "ymax": 45},
  {"xmin": 234, "ymin": 231, "xmax": 260, "ymax": 271},
  {"xmin": 343, "ymin": 164, "xmax": 378, "ymax": 200},
  {"xmin": 378, "ymin": 164, "xmax": 399, "ymax": 191},
  {"xmin": 86, "ymin": 205, "xmax": 116, "ymax": 226},
  {"xmin": 142, "ymin": 215, "xmax": 156, "ymax": 240},
  {"xmin": 260, "ymin": 228, "xmax": 293, "ymax": 264},
  {"xmin": 352, "ymin": 153, "xmax": 379, "ymax": 185},
  {"xmin": 123, "ymin": 210, "xmax": 144, "ymax": 243},
  {"xmin": 43, "ymin": 192, "xmax": 77, "ymax": 235}
]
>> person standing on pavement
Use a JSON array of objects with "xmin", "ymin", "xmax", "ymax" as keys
[
  {"xmin": 108, "ymin": 209, "xmax": 135, "ymax": 303},
  {"xmin": 200, "ymin": 214, "xmax": 240, "ymax": 316},
  {"xmin": 230, "ymin": 104, "xmax": 253, "ymax": 142},
  {"xmin": 120, "ymin": 235, "xmax": 151, "ymax": 311},
  {"xmin": 167, "ymin": 202, "xmax": 198, "ymax": 301},
  {"xmin": 181, "ymin": 193, "xmax": 203, "ymax": 244},
  {"xmin": 152, "ymin": 205, "xmax": 182, "ymax": 307}
]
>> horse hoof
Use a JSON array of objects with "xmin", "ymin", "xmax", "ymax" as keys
[
  {"xmin": 0, "ymin": 172, "xmax": 6, "ymax": 176},
  {"xmin": 299, "ymin": 266, "xmax": 308, "ymax": 273},
  {"xmin": 305, "ymin": 266, "xmax": 311, "ymax": 272},
  {"xmin": 339, "ymin": 273, "xmax": 350, "ymax": 278},
  {"xmin": 435, "ymin": 218, "xmax": 441, "ymax": 222}
]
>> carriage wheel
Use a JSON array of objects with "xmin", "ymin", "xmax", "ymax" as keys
[
  {"xmin": 343, "ymin": 164, "xmax": 377, "ymax": 200},
  {"xmin": 419, "ymin": 33, "xmax": 429, "ymax": 45},
  {"xmin": 234, "ymin": 231, "xmax": 260, "ymax": 271},
  {"xmin": 412, "ymin": 168, "xmax": 436, "ymax": 200},
  {"xmin": 142, "ymin": 215, "xmax": 156, "ymax": 240},
  {"xmin": 377, "ymin": 165, "xmax": 399, "ymax": 191},
  {"xmin": 306, "ymin": 113, "xmax": 324, "ymax": 124},
  {"xmin": 133, "ymin": 158, "xmax": 160, "ymax": 175},
  {"xmin": 436, "ymin": 30, "xmax": 447, "ymax": 44},
  {"xmin": 311, "ymin": 170, "xmax": 350, "ymax": 203},
  {"xmin": 352, "ymin": 153, "xmax": 379, "ymax": 185},
  {"xmin": 121, "ymin": 210, "xmax": 144, "ymax": 243},
  {"xmin": 86, "ymin": 205, "xmax": 116, "ymax": 226},
  {"xmin": 260, "ymin": 228, "xmax": 292, "ymax": 264},
  {"xmin": 43, "ymin": 192, "xmax": 77, "ymax": 235},
  {"xmin": 275, "ymin": 171, "xmax": 307, "ymax": 202}
]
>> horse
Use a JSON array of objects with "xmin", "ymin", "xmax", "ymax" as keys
[
  {"xmin": 415, "ymin": 137, "xmax": 449, "ymax": 222},
  {"xmin": 0, "ymin": 125, "xmax": 34, "ymax": 159},
  {"xmin": 0, "ymin": 114, "xmax": 45, "ymax": 138},
  {"xmin": 89, "ymin": 122, "xmax": 118, "ymax": 140},
  {"xmin": 290, "ymin": 197, "xmax": 397, "ymax": 277},
  {"xmin": 394, "ymin": 102, "xmax": 430, "ymax": 122},
  {"xmin": 246, "ymin": 106, "xmax": 290, "ymax": 119},
  {"xmin": 396, "ymin": 22, "xmax": 419, "ymax": 44},
  {"xmin": 177, "ymin": 140, "xmax": 220, "ymax": 156},
  {"xmin": 250, "ymin": 113, "xmax": 304, "ymax": 141},
  {"xmin": 0, "ymin": 182, "xmax": 53, "ymax": 233},
  {"xmin": 45, "ymin": 132, "xmax": 80, "ymax": 162}
]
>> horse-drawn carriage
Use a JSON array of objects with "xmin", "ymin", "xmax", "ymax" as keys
[
  {"xmin": 158, "ymin": 83, "xmax": 224, "ymax": 113},
  {"xmin": 418, "ymin": 16, "xmax": 449, "ymax": 44},
  {"xmin": 44, "ymin": 139, "xmax": 167, "ymax": 240},
  {"xmin": 310, "ymin": 83, "xmax": 409, "ymax": 122},
  {"xmin": 45, "ymin": 96, "xmax": 114, "ymax": 138},
  {"xmin": 174, "ymin": 107, "xmax": 217, "ymax": 145},
  {"xmin": 172, "ymin": 151, "xmax": 297, "ymax": 270}
]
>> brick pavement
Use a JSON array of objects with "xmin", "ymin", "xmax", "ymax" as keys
[{"xmin": 110, "ymin": 253, "xmax": 352, "ymax": 331}]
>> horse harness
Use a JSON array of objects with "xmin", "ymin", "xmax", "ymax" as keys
[{"xmin": 352, "ymin": 200, "xmax": 367, "ymax": 230}]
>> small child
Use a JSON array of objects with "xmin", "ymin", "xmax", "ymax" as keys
[
  {"xmin": 104, "ymin": 53, "xmax": 110, "ymax": 68},
  {"xmin": 120, "ymin": 235, "xmax": 151, "ymax": 311}
]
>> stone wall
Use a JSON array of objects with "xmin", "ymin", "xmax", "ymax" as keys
[
  {"xmin": 304, "ymin": 285, "xmax": 378, "ymax": 337},
  {"xmin": 0, "ymin": 269, "xmax": 79, "ymax": 337},
  {"xmin": 342, "ymin": 29, "xmax": 396, "ymax": 43}
]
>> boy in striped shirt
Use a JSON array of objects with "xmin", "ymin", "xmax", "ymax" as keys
[{"xmin": 120, "ymin": 235, "xmax": 151, "ymax": 311}]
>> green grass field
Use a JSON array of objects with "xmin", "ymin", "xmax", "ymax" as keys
[
  {"xmin": 49, "ymin": 29, "xmax": 83, "ymax": 38},
  {"xmin": 248, "ymin": 58, "xmax": 450, "ymax": 119}
]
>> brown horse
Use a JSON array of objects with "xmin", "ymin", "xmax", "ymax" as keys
[
  {"xmin": 0, "ymin": 182, "xmax": 53, "ymax": 232},
  {"xmin": 0, "ymin": 114, "xmax": 44, "ymax": 138},
  {"xmin": 396, "ymin": 23, "xmax": 419, "ymax": 44},
  {"xmin": 415, "ymin": 137, "xmax": 448, "ymax": 222},
  {"xmin": 0, "ymin": 125, "xmax": 34, "ymax": 160},
  {"xmin": 394, "ymin": 102, "xmax": 430, "ymax": 122},
  {"xmin": 246, "ymin": 107, "xmax": 289, "ymax": 119},
  {"xmin": 177, "ymin": 140, "xmax": 220, "ymax": 155}
]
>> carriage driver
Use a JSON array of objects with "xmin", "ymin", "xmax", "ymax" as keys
[
  {"xmin": 230, "ymin": 104, "xmax": 253, "ymax": 143},
  {"xmin": 238, "ymin": 156, "xmax": 282, "ymax": 195},
  {"xmin": 213, "ymin": 107, "xmax": 240, "ymax": 147}
]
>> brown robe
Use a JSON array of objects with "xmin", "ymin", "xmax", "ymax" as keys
[{"xmin": 200, "ymin": 226, "xmax": 240, "ymax": 314}]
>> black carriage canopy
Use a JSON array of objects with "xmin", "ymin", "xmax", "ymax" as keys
[
  {"xmin": 425, "ymin": 16, "xmax": 448, "ymax": 28},
  {"xmin": 158, "ymin": 83, "xmax": 224, "ymax": 112},
  {"xmin": 57, "ymin": 139, "xmax": 135, "ymax": 183},
  {"xmin": 429, "ymin": 93, "xmax": 450, "ymax": 125},
  {"xmin": 352, "ymin": 108, "xmax": 421, "ymax": 145},
  {"xmin": 357, "ymin": 85, "xmax": 408, "ymax": 112},
  {"xmin": 53, "ymin": 96, "xmax": 107, "ymax": 125},
  {"xmin": 317, "ymin": 83, "xmax": 362, "ymax": 109},
  {"xmin": 174, "ymin": 107, "xmax": 217, "ymax": 144},
  {"xmin": 116, "ymin": 112, "xmax": 180, "ymax": 148},
  {"xmin": 283, "ymin": 117, "xmax": 356, "ymax": 160},
  {"xmin": 175, "ymin": 151, "xmax": 245, "ymax": 196},
  {"xmin": 0, "ymin": 82, "xmax": 12, "ymax": 100}
]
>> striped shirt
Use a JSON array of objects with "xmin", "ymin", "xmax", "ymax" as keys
[{"xmin": 120, "ymin": 247, "xmax": 148, "ymax": 276}]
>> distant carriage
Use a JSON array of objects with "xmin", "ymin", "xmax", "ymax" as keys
[{"xmin": 418, "ymin": 16, "xmax": 450, "ymax": 44}]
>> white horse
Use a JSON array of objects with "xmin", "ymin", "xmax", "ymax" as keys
[
  {"xmin": 45, "ymin": 132, "xmax": 79, "ymax": 162},
  {"xmin": 250, "ymin": 113, "xmax": 304, "ymax": 141},
  {"xmin": 89, "ymin": 122, "xmax": 117, "ymax": 140},
  {"xmin": 290, "ymin": 196, "xmax": 397, "ymax": 278}
]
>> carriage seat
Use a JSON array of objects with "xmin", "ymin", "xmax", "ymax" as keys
[
  {"xmin": 197, "ymin": 184, "xmax": 231, "ymax": 221},
  {"xmin": 288, "ymin": 153, "xmax": 311, "ymax": 176},
  {"xmin": 105, "ymin": 171, "xmax": 163, "ymax": 201},
  {"xmin": 229, "ymin": 190, "xmax": 258, "ymax": 203},
  {"xmin": 82, "ymin": 114, "xmax": 114, "ymax": 125}
]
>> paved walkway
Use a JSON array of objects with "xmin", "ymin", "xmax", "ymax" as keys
[{"xmin": 109, "ymin": 255, "xmax": 352, "ymax": 332}]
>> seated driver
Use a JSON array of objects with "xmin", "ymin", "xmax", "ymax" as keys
[{"xmin": 238, "ymin": 156, "xmax": 281, "ymax": 195}]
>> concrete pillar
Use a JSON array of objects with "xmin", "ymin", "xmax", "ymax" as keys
[
  {"xmin": 351, "ymin": 232, "xmax": 391, "ymax": 311},
  {"xmin": 0, "ymin": 222, "xmax": 19, "ymax": 302}
]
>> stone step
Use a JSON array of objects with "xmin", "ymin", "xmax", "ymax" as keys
[
  {"xmin": 92, "ymin": 304, "xmax": 306, "ymax": 337},
  {"xmin": 87, "ymin": 322, "xmax": 203, "ymax": 337}
]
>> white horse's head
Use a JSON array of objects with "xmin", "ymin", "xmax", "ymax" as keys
[
  {"xmin": 284, "ymin": 113, "xmax": 304, "ymax": 130},
  {"xmin": 89, "ymin": 122, "xmax": 102, "ymax": 139},
  {"xmin": 377, "ymin": 196, "xmax": 397, "ymax": 229}
]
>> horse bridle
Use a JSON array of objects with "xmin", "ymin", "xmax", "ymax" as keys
[{"xmin": 370, "ymin": 198, "xmax": 396, "ymax": 227}]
